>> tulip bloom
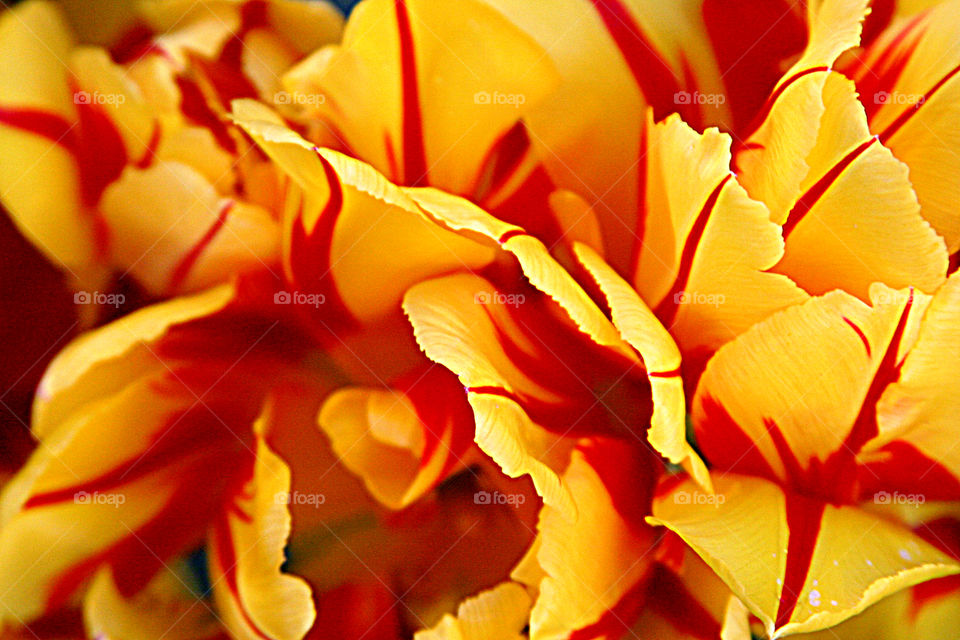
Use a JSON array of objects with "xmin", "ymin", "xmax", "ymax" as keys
[
  {"xmin": 3, "ymin": 0, "xmax": 960, "ymax": 638},
  {"xmin": 0, "ymin": 0, "xmax": 342, "ymax": 298},
  {"xmin": 653, "ymin": 275, "xmax": 960, "ymax": 637}
]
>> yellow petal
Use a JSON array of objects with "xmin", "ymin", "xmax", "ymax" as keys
[
  {"xmin": 649, "ymin": 474, "xmax": 960, "ymax": 638},
  {"xmin": 574, "ymin": 241, "xmax": 710, "ymax": 490},
  {"xmin": 415, "ymin": 582, "xmax": 532, "ymax": 640},
  {"xmin": 33, "ymin": 284, "xmax": 235, "ymax": 440},
  {"xmin": 529, "ymin": 439, "xmax": 659, "ymax": 639},
  {"xmin": 84, "ymin": 566, "xmax": 222, "ymax": 640},
  {"xmin": 849, "ymin": 0, "xmax": 960, "ymax": 252},
  {"xmin": 770, "ymin": 74, "xmax": 947, "ymax": 299},
  {"xmin": 230, "ymin": 101, "xmax": 496, "ymax": 329},
  {"xmin": 692, "ymin": 286, "xmax": 928, "ymax": 502},
  {"xmin": 0, "ymin": 1, "xmax": 92, "ymax": 271},
  {"xmin": 632, "ymin": 112, "xmax": 807, "ymax": 356},
  {"xmin": 100, "ymin": 161, "xmax": 280, "ymax": 296},
  {"xmin": 862, "ymin": 271, "xmax": 960, "ymax": 498},
  {"xmin": 736, "ymin": 0, "xmax": 869, "ymax": 223},
  {"xmin": 208, "ymin": 414, "xmax": 315, "ymax": 640},
  {"xmin": 282, "ymin": 0, "xmax": 557, "ymax": 195},
  {"xmin": 318, "ymin": 366, "xmax": 474, "ymax": 510},
  {"xmin": 0, "ymin": 370, "xmax": 213, "ymax": 623}
]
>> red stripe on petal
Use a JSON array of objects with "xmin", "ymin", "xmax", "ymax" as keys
[
  {"xmin": 588, "ymin": 0, "xmax": 683, "ymax": 121},
  {"xmin": 0, "ymin": 107, "xmax": 78, "ymax": 151},
  {"xmin": 703, "ymin": 0, "xmax": 807, "ymax": 134},
  {"xmin": 695, "ymin": 395, "xmax": 779, "ymax": 480},
  {"xmin": 167, "ymin": 200, "xmax": 234, "ymax": 292},
  {"xmin": 843, "ymin": 316, "xmax": 872, "ymax": 358},
  {"xmin": 878, "ymin": 61, "xmax": 960, "ymax": 144},
  {"xmin": 653, "ymin": 175, "xmax": 731, "ymax": 326},
  {"xmin": 220, "ymin": 0, "xmax": 270, "ymax": 69},
  {"xmin": 395, "ymin": 0, "xmax": 428, "ymax": 186},
  {"xmin": 287, "ymin": 152, "xmax": 358, "ymax": 338},
  {"xmin": 775, "ymin": 493, "xmax": 826, "ymax": 629},
  {"xmin": 782, "ymin": 137, "xmax": 878, "ymax": 239},
  {"xmin": 738, "ymin": 66, "xmax": 830, "ymax": 145}
]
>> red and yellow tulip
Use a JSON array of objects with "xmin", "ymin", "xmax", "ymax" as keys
[{"xmin": 1, "ymin": 0, "xmax": 960, "ymax": 638}]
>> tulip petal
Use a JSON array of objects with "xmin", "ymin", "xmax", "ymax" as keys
[
  {"xmin": 208, "ymin": 411, "xmax": 315, "ymax": 640},
  {"xmin": 770, "ymin": 74, "xmax": 947, "ymax": 299},
  {"xmin": 573, "ymin": 242, "xmax": 710, "ymax": 489},
  {"xmin": 33, "ymin": 284, "xmax": 235, "ymax": 440},
  {"xmin": 281, "ymin": 0, "xmax": 557, "ymax": 196},
  {"xmin": 692, "ymin": 285, "xmax": 929, "ymax": 502},
  {"xmin": 736, "ymin": 0, "xmax": 869, "ymax": 223},
  {"xmin": 649, "ymin": 474, "xmax": 960, "ymax": 638},
  {"xmin": 529, "ymin": 439, "xmax": 659, "ymax": 639},
  {"xmin": 0, "ymin": 1, "xmax": 91, "ymax": 271},
  {"xmin": 862, "ymin": 271, "xmax": 960, "ymax": 499},
  {"xmin": 630, "ymin": 113, "xmax": 807, "ymax": 356},
  {"xmin": 848, "ymin": 0, "xmax": 960, "ymax": 252},
  {"xmin": 415, "ymin": 582, "xmax": 532, "ymax": 640},
  {"xmin": 84, "ymin": 565, "xmax": 222, "ymax": 640},
  {"xmin": 0, "ymin": 365, "xmax": 251, "ymax": 623},
  {"xmin": 230, "ymin": 101, "xmax": 496, "ymax": 332},
  {"xmin": 318, "ymin": 366, "xmax": 474, "ymax": 510},
  {"xmin": 100, "ymin": 161, "xmax": 281, "ymax": 296}
]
